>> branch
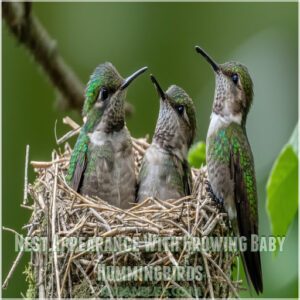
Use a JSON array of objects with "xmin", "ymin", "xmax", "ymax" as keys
[{"xmin": 2, "ymin": 2, "xmax": 134, "ymax": 115}]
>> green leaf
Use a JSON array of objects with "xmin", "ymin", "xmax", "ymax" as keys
[
  {"xmin": 266, "ymin": 128, "xmax": 298, "ymax": 251},
  {"xmin": 188, "ymin": 141, "xmax": 206, "ymax": 168},
  {"xmin": 289, "ymin": 124, "xmax": 298, "ymax": 154}
]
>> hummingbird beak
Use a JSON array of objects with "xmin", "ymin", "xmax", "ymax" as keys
[
  {"xmin": 120, "ymin": 66, "xmax": 148, "ymax": 90},
  {"xmin": 195, "ymin": 46, "xmax": 220, "ymax": 73},
  {"xmin": 150, "ymin": 74, "xmax": 166, "ymax": 100}
]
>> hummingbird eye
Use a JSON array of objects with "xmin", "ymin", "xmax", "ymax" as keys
[
  {"xmin": 99, "ymin": 87, "xmax": 109, "ymax": 101},
  {"xmin": 175, "ymin": 105, "xmax": 184, "ymax": 115},
  {"xmin": 231, "ymin": 73, "xmax": 239, "ymax": 85}
]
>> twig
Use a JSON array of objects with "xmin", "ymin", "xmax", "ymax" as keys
[
  {"xmin": 38, "ymin": 252, "xmax": 45, "ymax": 299},
  {"xmin": 132, "ymin": 137, "xmax": 149, "ymax": 148},
  {"xmin": 132, "ymin": 141, "xmax": 146, "ymax": 155},
  {"xmin": 51, "ymin": 160, "xmax": 61, "ymax": 299},
  {"xmin": 101, "ymin": 226, "xmax": 160, "ymax": 237},
  {"xmin": 73, "ymin": 260, "xmax": 95, "ymax": 295},
  {"xmin": 90, "ymin": 208, "xmax": 111, "ymax": 231},
  {"xmin": 202, "ymin": 252, "xmax": 215, "ymax": 299},
  {"xmin": 159, "ymin": 244, "xmax": 188, "ymax": 299},
  {"xmin": 23, "ymin": 144, "xmax": 30, "ymax": 204},
  {"xmin": 58, "ymin": 215, "xmax": 88, "ymax": 244},
  {"xmin": 202, "ymin": 214, "xmax": 221, "ymax": 236},
  {"xmin": 56, "ymin": 116, "xmax": 81, "ymax": 145},
  {"xmin": 56, "ymin": 127, "xmax": 81, "ymax": 145},
  {"xmin": 63, "ymin": 116, "xmax": 80, "ymax": 130},
  {"xmin": 204, "ymin": 251, "xmax": 240, "ymax": 298},
  {"xmin": 31, "ymin": 158, "xmax": 68, "ymax": 168},
  {"xmin": 60, "ymin": 252, "xmax": 74, "ymax": 296},
  {"xmin": 2, "ymin": 252, "xmax": 24, "ymax": 289},
  {"xmin": 36, "ymin": 193, "xmax": 46, "ymax": 211},
  {"xmin": 20, "ymin": 204, "xmax": 34, "ymax": 210},
  {"xmin": 2, "ymin": 226, "xmax": 22, "ymax": 237},
  {"xmin": 2, "ymin": 226, "xmax": 34, "ymax": 289}
]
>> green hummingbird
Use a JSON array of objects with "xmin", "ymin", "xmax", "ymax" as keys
[
  {"xmin": 67, "ymin": 62, "xmax": 147, "ymax": 209},
  {"xmin": 136, "ymin": 75, "xmax": 196, "ymax": 202},
  {"xmin": 195, "ymin": 46, "xmax": 263, "ymax": 294}
]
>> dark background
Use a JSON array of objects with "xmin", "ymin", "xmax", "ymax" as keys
[{"xmin": 2, "ymin": 2, "xmax": 298, "ymax": 297}]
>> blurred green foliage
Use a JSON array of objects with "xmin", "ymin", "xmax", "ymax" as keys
[
  {"xmin": 267, "ymin": 124, "xmax": 298, "ymax": 252},
  {"xmin": 188, "ymin": 141, "xmax": 206, "ymax": 168},
  {"xmin": 2, "ymin": 2, "xmax": 298, "ymax": 298}
]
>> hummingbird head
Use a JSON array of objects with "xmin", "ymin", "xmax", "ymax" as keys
[
  {"xmin": 195, "ymin": 46, "xmax": 253, "ymax": 126},
  {"xmin": 82, "ymin": 62, "xmax": 147, "ymax": 133},
  {"xmin": 150, "ymin": 75, "xmax": 196, "ymax": 159}
]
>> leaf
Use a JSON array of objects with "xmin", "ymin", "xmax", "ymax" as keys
[
  {"xmin": 188, "ymin": 141, "xmax": 206, "ymax": 168},
  {"xmin": 289, "ymin": 124, "xmax": 298, "ymax": 154},
  {"xmin": 266, "ymin": 124, "xmax": 298, "ymax": 252}
]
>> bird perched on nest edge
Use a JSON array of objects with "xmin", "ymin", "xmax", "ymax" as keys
[
  {"xmin": 195, "ymin": 46, "xmax": 263, "ymax": 294},
  {"xmin": 67, "ymin": 62, "xmax": 147, "ymax": 209}
]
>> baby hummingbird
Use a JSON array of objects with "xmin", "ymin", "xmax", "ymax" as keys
[
  {"xmin": 195, "ymin": 46, "xmax": 263, "ymax": 294},
  {"xmin": 136, "ymin": 75, "xmax": 196, "ymax": 202},
  {"xmin": 67, "ymin": 63, "xmax": 147, "ymax": 209}
]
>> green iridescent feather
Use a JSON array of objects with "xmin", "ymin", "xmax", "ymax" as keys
[
  {"xmin": 66, "ymin": 131, "xmax": 89, "ymax": 183},
  {"xmin": 83, "ymin": 63, "xmax": 123, "ymax": 116},
  {"xmin": 208, "ymin": 122, "xmax": 258, "ymax": 221},
  {"xmin": 67, "ymin": 108, "xmax": 103, "ymax": 184}
]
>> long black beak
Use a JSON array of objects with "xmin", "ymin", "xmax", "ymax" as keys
[
  {"xmin": 150, "ymin": 74, "xmax": 166, "ymax": 100},
  {"xmin": 120, "ymin": 66, "xmax": 148, "ymax": 90},
  {"xmin": 195, "ymin": 46, "xmax": 220, "ymax": 73}
]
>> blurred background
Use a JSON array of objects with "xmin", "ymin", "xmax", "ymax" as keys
[{"xmin": 2, "ymin": 2, "xmax": 298, "ymax": 298}]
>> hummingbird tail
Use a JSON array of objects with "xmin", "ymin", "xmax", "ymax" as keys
[
  {"xmin": 233, "ymin": 217, "xmax": 263, "ymax": 294},
  {"xmin": 231, "ymin": 148, "xmax": 263, "ymax": 294},
  {"xmin": 240, "ymin": 237, "xmax": 263, "ymax": 294}
]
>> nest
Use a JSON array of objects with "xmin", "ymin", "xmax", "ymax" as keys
[{"xmin": 8, "ymin": 118, "xmax": 242, "ymax": 299}]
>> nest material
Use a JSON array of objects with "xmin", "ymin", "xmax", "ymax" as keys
[{"xmin": 23, "ymin": 133, "xmax": 241, "ymax": 299}]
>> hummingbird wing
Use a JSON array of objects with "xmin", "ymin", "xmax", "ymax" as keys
[
  {"xmin": 67, "ymin": 132, "xmax": 89, "ymax": 192},
  {"xmin": 170, "ymin": 155, "xmax": 193, "ymax": 196},
  {"xmin": 229, "ymin": 126, "xmax": 263, "ymax": 294},
  {"xmin": 182, "ymin": 159, "xmax": 192, "ymax": 195}
]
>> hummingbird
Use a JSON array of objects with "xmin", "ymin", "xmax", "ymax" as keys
[
  {"xmin": 136, "ymin": 75, "xmax": 196, "ymax": 202},
  {"xmin": 67, "ymin": 62, "xmax": 147, "ymax": 209},
  {"xmin": 195, "ymin": 46, "xmax": 263, "ymax": 294}
]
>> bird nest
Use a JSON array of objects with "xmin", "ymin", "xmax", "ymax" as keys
[{"xmin": 6, "ymin": 118, "xmax": 242, "ymax": 299}]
